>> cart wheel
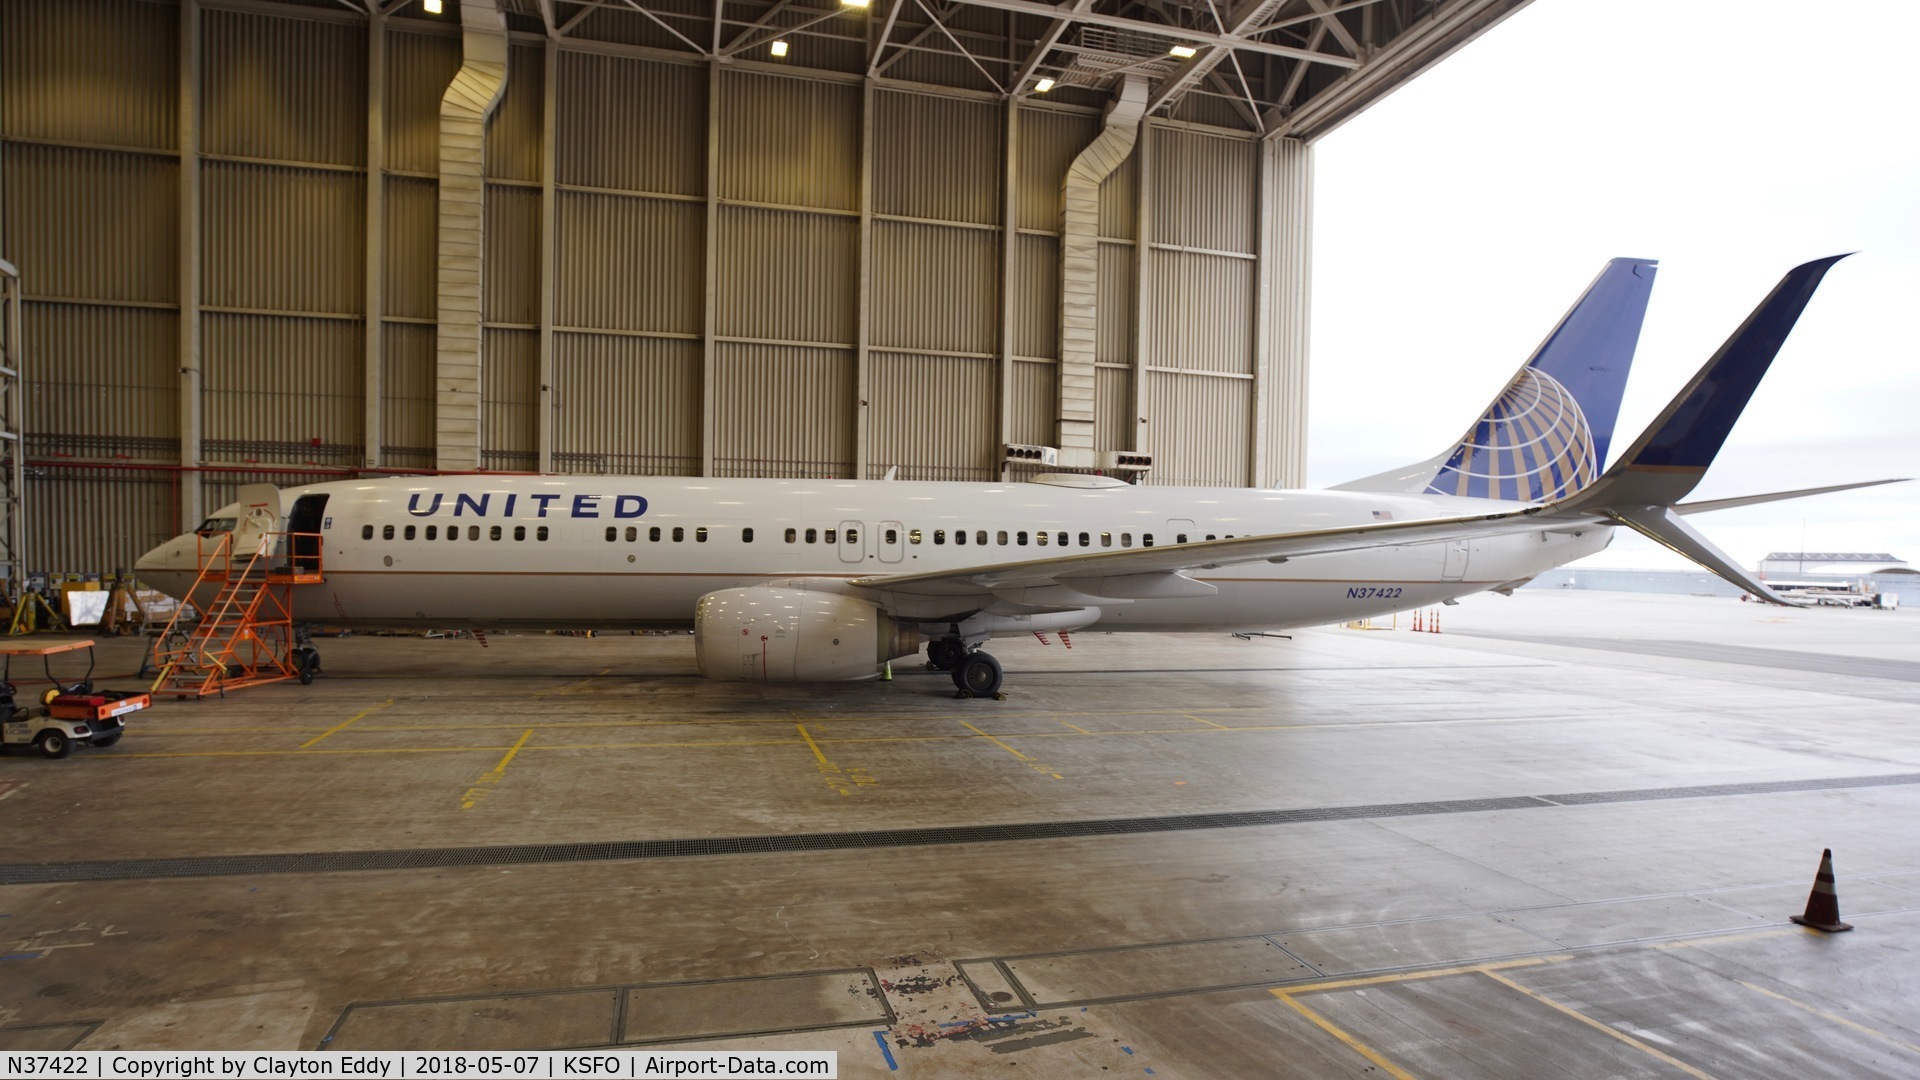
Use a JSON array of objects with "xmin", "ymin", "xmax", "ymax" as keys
[
  {"xmin": 93, "ymin": 733, "xmax": 121, "ymax": 749},
  {"xmin": 36, "ymin": 730, "xmax": 73, "ymax": 759},
  {"xmin": 39, "ymin": 688, "xmax": 59, "ymax": 706}
]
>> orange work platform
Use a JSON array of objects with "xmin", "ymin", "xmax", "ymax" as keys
[{"xmin": 149, "ymin": 532, "xmax": 323, "ymax": 699}]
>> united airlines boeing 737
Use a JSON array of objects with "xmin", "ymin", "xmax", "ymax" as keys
[{"xmin": 136, "ymin": 256, "xmax": 1901, "ymax": 696}]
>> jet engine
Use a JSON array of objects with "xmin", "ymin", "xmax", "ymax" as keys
[{"xmin": 694, "ymin": 587, "xmax": 922, "ymax": 682}]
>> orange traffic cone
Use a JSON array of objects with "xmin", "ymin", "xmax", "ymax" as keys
[{"xmin": 1789, "ymin": 848, "xmax": 1853, "ymax": 933}]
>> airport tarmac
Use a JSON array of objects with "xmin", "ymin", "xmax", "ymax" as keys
[{"xmin": 2, "ymin": 589, "xmax": 1918, "ymax": 1077}]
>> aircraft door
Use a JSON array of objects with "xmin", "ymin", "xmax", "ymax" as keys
[
  {"xmin": 287, "ymin": 494, "xmax": 329, "ymax": 574},
  {"xmin": 878, "ymin": 521, "xmax": 904, "ymax": 564},
  {"xmin": 1442, "ymin": 539, "xmax": 1469, "ymax": 581},
  {"xmin": 838, "ymin": 520, "xmax": 865, "ymax": 564}
]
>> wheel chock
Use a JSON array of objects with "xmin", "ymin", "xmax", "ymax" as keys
[{"xmin": 1789, "ymin": 848, "xmax": 1854, "ymax": 933}]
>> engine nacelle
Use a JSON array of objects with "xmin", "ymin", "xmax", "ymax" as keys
[{"xmin": 694, "ymin": 587, "xmax": 922, "ymax": 682}]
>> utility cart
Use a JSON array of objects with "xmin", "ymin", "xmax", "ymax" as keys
[{"xmin": 0, "ymin": 639, "xmax": 149, "ymax": 759}]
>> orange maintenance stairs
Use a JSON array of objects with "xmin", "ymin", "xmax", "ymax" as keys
[{"xmin": 149, "ymin": 531, "xmax": 323, "ymax": 698}]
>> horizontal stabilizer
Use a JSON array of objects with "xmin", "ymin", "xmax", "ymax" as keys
[
  {"xmin": 1608, "ymin": 505, "xmax": 1802, "ymax": 606},
  {"xmin": 1676, "ymin": 478, "xmax": 1910, "ymax": 515}
]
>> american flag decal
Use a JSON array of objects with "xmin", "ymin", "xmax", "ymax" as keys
[{"xmin": 1372, "ymin": 510, "xmax": 1393, "ymax": 521}]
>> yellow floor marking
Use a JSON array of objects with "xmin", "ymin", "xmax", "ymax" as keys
[
  {"xmin": 796, "ymin": 723, "xmax": 866, "ymax": 796},
  {"xmin": 1731, "ymin": 978, "xmax": 1920, "ymax": 1055},
  {"xmin": 1478, "ymin": 968, "xmax": 1721, "ymax": 1080},
  {"xmin": 1059, "ymin": 720, "xmax": 1092, "ymax": 734},
  {"xmin": 1278, "ymin": 955, "xmax": 1562, "ymax": 995},
  {"xmin": 1653, "ymin": 927, "xmax": 1799, "ymax": 951},
  {"xmin": 462, "ymin": 728, "xmax": 535, "ymax": 809},
  {"xmin": 1186, "ymin": 714, "xmax": 1230, "ymax": 729},
  {"xmin": 299, "ymin": 699, "xmax": 395, "ymax": 749},
  {"xmin": 958, "ymin": 720, "xmax": 1062, "ymax": 780},
  {"xmin": 1273, "ymin": 991, "xmax": 1420, "ymax": 1080}
]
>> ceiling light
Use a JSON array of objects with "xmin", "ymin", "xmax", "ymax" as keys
[
  {"xmin": 1169, "ymin": 44, "xmax": 1197, "ymax": 58},
  {"xmin": 770, "ymin": 40, "xmax": 789, "ymax": 57},
  {"xmin": 423, "ymin": 0, "xmax": 443, "ymax": 12},
  {"xmin": 1034, "ymin": 78, "xmax": 1055, "ymax": 93},
  {"xmin": 842, "ymin": 0, "xmax": 872, "ymax": 7}
]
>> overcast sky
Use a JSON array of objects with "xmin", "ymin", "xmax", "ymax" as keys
[{"xmin": 1308, "ymin": 0, "xmax": 1920, "ymax": 570}]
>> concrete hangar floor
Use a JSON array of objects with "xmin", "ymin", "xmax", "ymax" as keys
[{"xmin": 2, "ymin": 591, "xmax": 1918, "ymax": 1076}]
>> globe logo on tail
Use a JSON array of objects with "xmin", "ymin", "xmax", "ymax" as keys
[{"xmin": 1424, "ymin": 367, "xmax": 1598, "ymax": 502}]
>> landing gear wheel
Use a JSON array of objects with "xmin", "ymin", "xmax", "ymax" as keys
[
  {"xmin": 952, "ymin": 651, "xmax": 1003, "ymax": 698},
  {"xmin": 294, "ymin": 648, "xmax": 319, "ymax": 684},
  {"xmin": 928, "ymin": 638, "xmax": 966, "ymax": 671},
  {"xmin": 36, "ymin": 730, "xmax": 72, "ymax": 759}
]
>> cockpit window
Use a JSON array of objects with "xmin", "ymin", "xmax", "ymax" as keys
[{"xmin": 194, "ymin": 517, "xmax": 237, "ymax": 535}]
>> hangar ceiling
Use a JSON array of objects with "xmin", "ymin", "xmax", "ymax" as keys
[{"xmin": 315, "ymin": 0, "xmax": 1529, "ymax": 142}]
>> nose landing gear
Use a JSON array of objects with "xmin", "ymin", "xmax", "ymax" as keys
[{"xmin": 951, "ymin": 650, "xmax": 1004, "ymax": 699}]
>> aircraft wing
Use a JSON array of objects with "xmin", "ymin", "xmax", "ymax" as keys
[{"xmin": 850, "ymin": 507, "xmax": 1598, "ymax": 604}]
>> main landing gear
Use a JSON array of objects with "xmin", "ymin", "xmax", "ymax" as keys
[
  {"xmin": 927, "ymin": 629, "xmax": 1006, "ymax": 698},
  {"xmin": 951, "ymin": 650, "xmax": 1004, "ymax": 699}
]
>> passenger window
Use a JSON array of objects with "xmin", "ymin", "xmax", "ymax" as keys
[
  {"xmin": 825, "ymin": 529, "xmax": 837, "ymax": 543},
  {"xmin": 652, "ymin": 526, "xmax": 662, "ymax": 542},
  {"xmin": 934, "ymin": 530, "xmax": 946, "ymax": 545},
  {"xmin": 447, "ymin": 527, "xmax": 458, "ymax": 541},
  {"xmin": 468, "ymin": 525, "xmax": 480, "ymax": 541},
  {"xmin": 996, "ymin": 531, "xmax": 1007, "ymax": 545},
  {"xmin": 1121, "ymin": 533, "xmax": 1132, "ymax": 547},
  {"xmin": 844, "ymin": 528, "xmax": 856, "ymax": 544},
  {"xmin": 1143, "ymin": 534, "xmax": 1154, "ymax": 547},
  {"xmin": 625, "ymin": 526, "xmax": 637, "ymax": 542},
  {"xmin": 605, "ymin": 526, "xmax": 617, "ymax": 542},
  {"xmin": 382, "ymin": 524, "xmax": 394, "ymax": 540},
  {"xmin": 909, "ymin": 529, "xmax": 921, "ymax": 544},
  {"xmin": 696, "ymin": 527, "xmax": 708, "ymax": 543},
  {"xmin": 514, "ymin": 525, "xmax": 526, "ymax": 541},
  {"xmin": 1078, "ymin": 532, "xmax": 1090, "ymax": 547},
  {"xmin": 426, "ymin": 525, "xmax": 438, "ymax": 540},
  {"xmin": 1017, "ymin": 531, "xmax": 1028, "ymax": 546},
  {"xmin": 885, "ymin": 529, "xmax": 898, "ymax": 544},
  {"xmin": 405, "ymin": 525, "xmax": 416, "ymax": 540},
  {"xmin": 491, "ymin": 525, "xmax": 502, "ymax": 541},
  {"xmin": 362, "ymin": 525, "xmax": 373, "ymax": 540},
  {"xmin": 976, "ymin": 531, "xmax": 987, "ymax": 545},
  {"xmin": 806, "ymin": 528, "xmax": 818, "ymax": 543},
  {"xmin": 1176, "ymin": 533, "xmax": 1188, "ymax": 544},
  {"xmin": 743, "ymin": 527, "xmax": 754, "ymax": 543},
  {"xmin": 537, "ymin": 526, "xmax": 549, "ymax": 541},
  {"xmin": 1206, "ymin": 534, "xmax": 1216, "ymax": 541},
  {"xmin": 1057, "ymin": 532, "xmax": 1068, "ymax": 546},
  {"xmin": 673, "ymin": 527, "xmax": 685, "ymax": 542},
  {"xmin": 954, "ymin": 529, "xmax": 966, "ymax": 546},
  {"xmin": 786, "ymin": 528, "xmax": 797, "ymax": 543},
  {"xmin": 1100, "ymin": 532, "xmax": 1112, "ymax": 548},
  {"xmin": 1036, "ymin": 531, "xmax": 1048, "ymax": 546}
]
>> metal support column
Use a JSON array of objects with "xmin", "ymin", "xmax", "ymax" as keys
[
  {"xmin": 537, "ymin": 37, "xmax": 558, "ymax": 474},
  {"xmin": 178, "ymin": 0, "xmax": 203, "ymax": 528},
  {"xmin": 853, "ymin": 79, "xmax": 874, "ymax": 478},
  {"xmin": 996, "ymin": 96, "xmax": 1018, "ymax": 482},
  {"xmin": 363, "ymin": 11, "xmax": 386, "ymax": 470},
  {"xmin": 1250, "ymin": 135, "xmax": 1271, "ymax": 487},
  {"xmin": 1130, "ymin": 120, "xmax": 1152, "ymax": 456},
  {"xmin": 1265, "ymin": 136, "xmax": 1312, "ymax": 488},
  {"xmin": 700, "ymin": 61, "xmax": 720, "ymax": 476}
]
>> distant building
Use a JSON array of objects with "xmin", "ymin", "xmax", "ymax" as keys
[{"xmin": 1758, "ymin": 552, "xmax": 1913, "ymax": 577}]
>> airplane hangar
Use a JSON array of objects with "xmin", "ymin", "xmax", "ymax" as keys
[{"xmin": 5, "ymin": 0, "xmax": 1920, "ymax": 1074}]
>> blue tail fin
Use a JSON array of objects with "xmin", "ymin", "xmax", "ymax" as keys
[{"xmin": 1335, "ymin": 257, "xmax": 1657, "ymax": 501}]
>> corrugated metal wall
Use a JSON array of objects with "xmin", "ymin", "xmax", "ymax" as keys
[{"xmin": 1, "ymin": 0, "xmax": 1300, "ymax": 573}]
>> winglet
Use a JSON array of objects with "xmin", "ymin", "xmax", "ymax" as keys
[{"xmin": 1585, "ymin": 254, "xmax": 1851, "ymax": 508}]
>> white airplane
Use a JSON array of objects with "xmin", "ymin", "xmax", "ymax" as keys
[{"xmin": 137, "ymin": 255, "xmax": 1900, "ymax": 696}]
